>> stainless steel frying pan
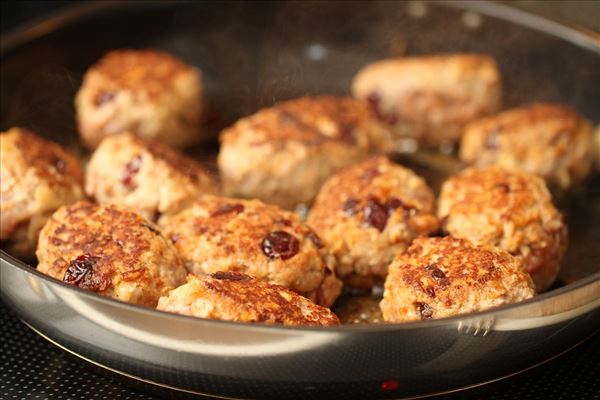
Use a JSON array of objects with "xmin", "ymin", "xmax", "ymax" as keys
[{"xmin": 1, "ymin": 2, "xmax": 599, "ymax": 399}]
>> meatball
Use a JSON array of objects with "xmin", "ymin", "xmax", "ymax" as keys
[
  {"xmin": 218, "ymin": 95, "xmax": 392, "ymax": 209},
  {"xmin": 36, "ymin": 201, "xmax": 187, "ymax": 306},
  {"xmin": 157, "ymin": 272, "xmax": 340, "ymax": 326},
  {"xmin": 307, "ymin": 156, "xmax": 439, "ymax": 289},
  {"xmin": 352, "ymin": 54, "xmax": 501, "ymax": 147},
  {"xmin": 0, "ymin": 127, "xmax": 84, "ymax": 259},
  {"xmin": 438, "ymin": 167, "xmax": 567, "ymax": 292},
  {"xmin": 380, "ymin": 236, "xmax": 535, "ymax": 322},
  {"xmin": 460, "ymin": 103, "xmax": 595, "ymax": 189},
  {"xmin": 159, "ymin": 196, "xmax": 342, "ymax": 307},
  {"xmin": 86, "ymin": 132, "xmax": 219, "ymax": 221},
  {"xmin": 76, "ymin": 49, "xmax": 205, "ymax": 148}
]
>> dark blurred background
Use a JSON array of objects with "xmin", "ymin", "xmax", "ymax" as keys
[{"xmin": 2, "ymin": 1, "xmax": 599, "ymax": 34}]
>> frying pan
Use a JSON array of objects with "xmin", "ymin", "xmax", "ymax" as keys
[{"xmin": 1, "ymin": 1, "xmax": 599, "ymax": 399}]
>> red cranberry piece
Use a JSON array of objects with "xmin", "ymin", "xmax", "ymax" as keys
[
  {"xmin": 307, "ymin": 231, "xmax": 324, "ymax": 249},
  {"xmin": 63, "ymin": 254, "xmax": 109, "ymax": 292},
  {"xmin": 342, "ymin": 198, "xmax": 359, "ymax": 216},
  {"xmin": 426, "ymin": 287, "xmax": 436, "ymax": 298},
  {"xmin": 415, "ymin": 302, "xmax": 434, "ymax": 320},
  {"xmin": 212, "ymin": 271, "xmax": 251, "ymax": 281},
  {"xmin": 122, "ymin": 155, "xmax": 142, "ymax": 189},
  {"xmin": 262, "ymin": 231, "xmax": 300, "ymax": 260},
  {"xmin": 363, "ymin": 198, "xmax": 389, "ymax": 232},
  {"xmin": 211, "ymin": 203, "xmax": 245, "ymax": 217},
  {"xmin": 424, "ymin": 264, "xmax": 450, "ymax": 287},
  {"xmin": 95, "ymin": 91, "xmax": 115, "ymax": 106}
]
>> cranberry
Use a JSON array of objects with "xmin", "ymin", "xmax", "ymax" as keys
[
  {"xmin": 211, "ymin": 203, "xmax": 244, "ymax": 217},
  {"xmin": 363, "ymin": 198, "xmax": 389, "ymax": 232},
  {"xmin": 307, "ymin": 231, "xmax": 324, "ymax": 249},
  {"xmin": 366, "ymin": 92, "xmax": 398, "ymax": 125},
  {"xmin": 261, "ymin": 231, "xmax": 300, "ymax": 260},
  {"xmin": 63, "ymin": 254, "xmax": 109, "ymax": 292},
  {"xmin": 426, "ymin": 287, "xmax": 436, "ymax": 298},
  {"xmin": 95, "ymin": 91, "xmax": 115, "ymax": 106},
  {"xmin": 415, "ymin": 302, "xmax": 433, "ymax": 320},
  {"xmin": 425, "ymin": 264, "xmax": 450, "ymax": 287},
  {"xmin": 212, "ymin": 271, "xmax": 251, "ymax": 281},
  {"xmin": 122, "ymin": 155, "xmax": 142, "ymax": 189},
  {"xmin": 342, "ymin": 198, "xmax": 359, "ymax": 216}
]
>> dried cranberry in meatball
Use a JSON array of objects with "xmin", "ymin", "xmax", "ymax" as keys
[
  {"xmin": 76, "ymin": 50, "xmax": 206, "ymax": 148},
  {"xmin": 438, "ymin": 167, "xmax": 567, "ymax": 292},
  {"xmin": 307, "ymin": 157, "xmax": 439, "ymax": 289},
  {"xmin": 460, "ymin": 103, "xmax": 595, "ymax": 189},
  {"xmin": 86, "ymin": 132, "xmax": 219, "ymax": 221},
  {"xmin": 159, "ymin": 196, "xmax": 342, "ymax": 307},
  {"xmin": 36, "ymin": 201, "xmax": 187, "ymax": 306},
  {"xmin": 380, "ymin": 237, "xmax": 535, "ymax": 322},
  {"xmin": 218, "ymin": 95, "xmax": 393, "ymax": 209},
  {"xmin": 352, "ymin": 54, "xmax": 501, "ymax": 147},
  {"xmin": 0, "ymin": 128, "xmax": 85, "ymax": 259},
  {"xmin": 157, "ymin": 272, "xmax": 340, "ymax": 326}
]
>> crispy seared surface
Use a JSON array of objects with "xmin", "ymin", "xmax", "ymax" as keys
[
  {"xmin": 352, "ymin": 53, "xmax": 501, "ymax": 146},
  {"xmin": 308, "ymin": 156, "xmax": 438, "ymax": 288},
  {"xmin": 157, "ymin": 272, "xmax": 340, "ymax": 326},
  {"xmin": 86, "ymin": 133, "xmax": 219, "ymax": 220},
  {"xmin": 438, "ymin": 166, "xmax": 567, "ymax": 291},
  {"xmin": 36, "ymin": 201, "xmax": 187, "ymax": 306},
  {"xmin": 381, "ymin": 236, "xmax": 535, "ymax": 322},
  {"xmin": 218, "ymin": 95, "xmax": 392, "ymax": 208},
  {"xmin": 460, "ymin": 103, "xmax": 595, "ymax": 189},
  {"xmin": 159, "ymin": 196, "xmax": 342, "ymax": 307},
  {"xmin": 0, "ymin": 128, "xmax": 84, "ymax": 258},
  {"xmin": 76, "ymin": 50, "xmax": 205, "ymax": 148}
]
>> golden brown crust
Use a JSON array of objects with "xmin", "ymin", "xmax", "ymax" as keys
[
  {"xmin": 1, "ymin": 128, "xmax": 85, "ymax": 257},
  {"xmin": 437, "ymin": 167, "xmax": 567, "ymax": 292},
  {"xmin": 36, "ymin": 201, "xmax": 187, "ymax": 306},
  {"xmin": 88, "ymin": 50, "xmax": 192, "ymax": 97},
  {"xmin": 218, "ymin": 95, "xmax": 392, "ymax": 208},
  {"xmin": 307, "ymin": 156, "xmax": 439, "ymax": 287},
  {"xmin": 76, "ymin": 49, "xmax": 205, "ymax": 149},
  {"xmin": 380, "ymin": 236, "xmax": 535, "ymax": 322},
  {"xmin": 86, "ymin": 133, "xmax": 219, "ymax": 220},
  {"xmin": 159, "ymin": 196, "xmax": 342, "ymax": 307},
  {"xmin": 460, "ymin": 103, "xmax": 595, "ymax": 188},
  {"xmin": 157, "ymin": 272, "xmax": 340, "ymax": 326},
  {"xmin": 352, "ymin": 53, "xmax": 501, "ymax": 146}
]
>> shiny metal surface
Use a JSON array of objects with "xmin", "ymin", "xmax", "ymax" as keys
[{"xmin": 1, "ymin": 1, "xmax": 600, "ymax": 399}]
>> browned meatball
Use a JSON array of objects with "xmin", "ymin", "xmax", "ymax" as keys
[
  {"xmin": 86, "ymin": 132, "xmax": 219, "ymax": 221},
  {"xmin": 352, "ymin": 54, "xmax": 501, "ymax": 147},
  {"xmin": 218, "ymin": 95, "xmax": 392, "ymax": 209},
  {"xmin": 460, "ymin": 103, "xmax": 595, "ymax": 189},
  {"xmin": 36, "ymin": 201, "xmax": 187, "ymax": 306},
  {"xmin": 157, "ymin": 272, "xmax": 340, "ymax": 326},
  {"xmin": 380, "ymin": 236, "xmax": 535, "ymax": 322},
  {"xmin": 76, "ymin": 50, "xmax": 205, "ymax": 148},
  {"xmin": 1, "ymin": 127, "xmax": 85, "ymax": 258},
  {"xmin": 159, "ymin": 196, "xmax": 342, "ymax": 307},
  {"xmin": 438, "ymin": 167, "xmax": 567, "ymax": 292},
  {"xmin": 307, "ymin": 156, "xmax": 439, "ymax": 288}
]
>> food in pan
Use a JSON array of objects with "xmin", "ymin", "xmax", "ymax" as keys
[
  {"xmin": 218, "ymin": 95, "xmax": 393, "ymax": 209},
  {"xmin": 159, "ymin": 196, "xmax": 342, "ymax": 307},
  {"xmin": 157, "ymin": 272, "xmax": 340, "ymax": 326},
  {"xmin": 460, "ymin": 103, "xmax": 595, "ymax": 189},
  {"xmin": 36, "ymin": 201, "xmax": 187, "ymax": 306},
  {"xmin": 75, "ymin": 49, "xmax": 206, "ymax": 149},
  {"xmin": 307, "ymin": 156, "xmax": 439, "ymax": 289},
  {"xmin": 352, "ymin": 53, "xmax": 501, "ymax": 148},
  {"xmin": 86, "ymin": 132, "xmax": 219, "ymax": 221},
  {"xmin": 0, "ymin": 127, "xmax": 85, "ymax": 259},
  {"xmin": 438, "ymin": 166, "xmax": 567, "ymax": 292},
  {"xmin": 380, "ymin": 236, "xmax": 535, "ymax": 322}
]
